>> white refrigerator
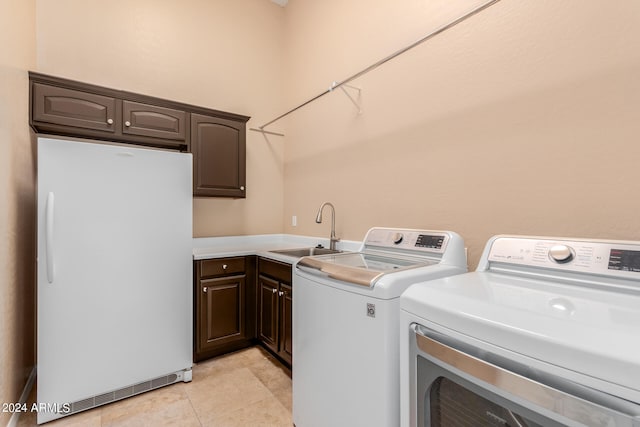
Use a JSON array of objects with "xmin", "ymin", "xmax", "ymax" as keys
[{"xmin": 36, "ymin": 137, "xmax": 193, "ymax": 424}]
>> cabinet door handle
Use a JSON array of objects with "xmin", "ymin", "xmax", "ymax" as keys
[
  {"xmin": 278, "ymin": 291, "xmax": 284, "ymax": 297},
  {"xmin": 106, "ymin": 118, "xmax": 114, "ymax": 125},
  {"xmin": 222, "ymin": 264, "xmax": 228, "ymax": 270},
  {"xmin": 203, "ymin": 287, "xmax": 208, "ymax": 293},
  {"xmin": 240, "ymin": 186, "xmax": 245, "ymax": 191},
  {"xmin": 125, "ymin": 120, "xmax": 131, "ymax": 127},
  {"xmin": 272, "ymin": 288, "xmax": 277, "ymax": 294}
]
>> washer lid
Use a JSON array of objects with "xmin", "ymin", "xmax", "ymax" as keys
[
  {"xmin": 400, "ymin": 272, "xmax": 640, "ymax": 403},
  {"xmin": 298, "ymin": 252, "xmax": 436, "ymax": 287}
]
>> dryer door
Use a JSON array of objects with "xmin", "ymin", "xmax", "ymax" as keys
[{"xmin": 412, "ymin": 325, "xmax": 640, "ymax": 427}]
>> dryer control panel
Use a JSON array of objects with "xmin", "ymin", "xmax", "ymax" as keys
[{"xmin": 486, "ymin": 236, "xmax": 640, "ymax": 280}]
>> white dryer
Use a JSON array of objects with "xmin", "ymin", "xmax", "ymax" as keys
[
  {"xmin": 293, "ymin": 227, "xmax": 467, "ymax": 427},
  {"xmin": 400, "ymin": 235, "xmax": 640, "ymax": 427}
]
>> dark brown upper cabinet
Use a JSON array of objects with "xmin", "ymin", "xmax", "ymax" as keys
[
  {"xmin": 191, "ymin": 113, "xmax": 246, "ymax": 198},
  {"xmin": 30, "ymin": 75, "xmax": 187, "ymax": 150},
  {"xmin": 29, "ymin": 72, "xmax": 250, "ymax": 198},
  {"xmin": 122, "ymin": 101, "xmax": 187, "ymax": 142},
  {"xmin": 32, "ymin": 83, "xmax": 118, "ymax": 134}
]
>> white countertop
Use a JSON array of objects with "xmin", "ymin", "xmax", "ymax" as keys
[{"xmin": 193, "ymin": 234, "xmax": 362, "ymax": 264}]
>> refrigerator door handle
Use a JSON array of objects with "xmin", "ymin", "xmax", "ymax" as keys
[{"xmin": 45, "ymin": 191, "xmax": 55, "ymax": 283}]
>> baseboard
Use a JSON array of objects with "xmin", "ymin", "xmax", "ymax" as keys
[{"xmin": 7, "ymin": 366, "xmax": 36, "ymax": 427}]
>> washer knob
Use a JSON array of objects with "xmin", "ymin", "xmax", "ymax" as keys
[
  {"xmin": 392, "ymin": 233, "xmax": 404, "ymax": 244},
  {"xmin": 549, "ymin": 245, "xmax": 574, "ymax": 263}
]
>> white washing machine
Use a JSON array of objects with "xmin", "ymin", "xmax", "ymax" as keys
[
  {"xmin": 400, "ymin": 235, "xmax": 640, "ymax": 427},
  {"xmin": 293, "ymin": 227, "xmax": 467, "ymax": 427}
]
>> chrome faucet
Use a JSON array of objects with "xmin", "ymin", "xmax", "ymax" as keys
[{"xmin": 315, "ymin": 202, "xmax": 340, "ymax": 250}]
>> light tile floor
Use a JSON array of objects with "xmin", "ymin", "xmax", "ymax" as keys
[{"xmin": 18, "ymin": 346, "xmax": 292, "ymax": 427}]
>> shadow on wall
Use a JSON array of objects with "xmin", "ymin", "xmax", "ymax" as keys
[
  {"xmin": 10, "ymin": 168, "xmax": 37, "ymax": 387},
  {"xmin": 0, "ymin": 67, "xmax": 37, "ymax": 427},
  {"xmin": 284, "ymin": 62, "xmax": 640, "ymax": 268}
]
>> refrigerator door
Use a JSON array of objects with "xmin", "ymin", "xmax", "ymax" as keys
[{"xmin": 36, "ymin": 137, "xmax": 192, "ymax": 423}]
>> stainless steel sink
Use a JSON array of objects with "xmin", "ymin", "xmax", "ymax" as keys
[{"xmin": 269, "ymin": 247, "xmax": 342, "ymax": 258}]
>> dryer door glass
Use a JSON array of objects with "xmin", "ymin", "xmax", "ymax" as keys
[
  {"xmin": 429, "ymin": 376, "xmax": 541, "ymax": 427},
  {"xmin": 417, "ymin": 356, "xmax": 561, "ymax": 427}
]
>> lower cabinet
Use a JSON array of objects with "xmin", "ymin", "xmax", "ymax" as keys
[
  {"xmin": 258, "ymin": 258, "xmax": 293, "ymax": 366},
  {"xmin": 194, "ymin": 256, "xmax": 256, "ymax": 362},
  {"xmin": 279, "ymin": 282, "xmax": 293, "ymax": 364},
  {"xmin": 193, "ymin": 255, "xmax": 292, "ymax": 365}
]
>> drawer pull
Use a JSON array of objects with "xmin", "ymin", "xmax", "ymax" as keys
[{"xmin": 222, "ymin": 264, "xmax": 228, "ymax": 270}]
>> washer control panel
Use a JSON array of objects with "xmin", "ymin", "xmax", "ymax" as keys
[
  {"xmin": 364, "ymin": 228, "xmax": 449, "ymax": 254},
  {"xmin": 487, "ymin": 236, "xmax": 640, "ymax": 279},
  {"xmin": 548, "ymin": 244, "xmax": 574, "ymax": 263}
]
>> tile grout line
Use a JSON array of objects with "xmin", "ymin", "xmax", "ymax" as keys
[{"xmin": 184, "ymin": 387, "xmax": 205, "ymax": 427}]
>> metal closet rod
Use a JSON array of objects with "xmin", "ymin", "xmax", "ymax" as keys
[{"xmin": 250, "ymin": 0, "xmax": 500, "ymax": 137}]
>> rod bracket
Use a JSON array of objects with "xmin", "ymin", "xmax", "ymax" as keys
[{"xmin": 331, "ymin": 81, "xmax": 362, "ymax": 114}]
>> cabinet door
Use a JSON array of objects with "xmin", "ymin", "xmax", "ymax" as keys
[
  {"xmin": 191, "ymin": 113, "xmax": 246, "ymax": 198},
  {"xmin": 258, "ymin": 275, "xmax": 279, "ymax": 353},
  {"xmin": 278, "ymin": 283, "xmax": 293, "ymax": 365},
  {"xmin": 198, "ymin": 275, "xmax": 245, "ymax": 351},
  {"xmin": 32, "ymin": 83, "xmax": 117, "ymax": 133},
  {"xmin": 123, "ymin": 100, "xmax": 186, "ymax": 141}
]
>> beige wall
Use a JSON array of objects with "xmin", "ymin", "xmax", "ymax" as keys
[
  {"xmin": 0, "ymin": 0, "xmax": 36, "ymax": 424},
  {"xmin": 281, "ymin": 0, "xmax": 640, "ymax": 268},
  {"xmin": 35, "ymin": 0, "xmax": 288, "ymax": 237},
  {"xmin": 35, "ymin": 0, "xmax": 638, "ymax": 269}
]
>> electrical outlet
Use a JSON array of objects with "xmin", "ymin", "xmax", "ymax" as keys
[{"xmin": 292, "ymin": 215, "xmax": 297, "ymax": 226}]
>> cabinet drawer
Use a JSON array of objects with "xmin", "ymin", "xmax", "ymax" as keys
[
  {"xmin": 259, "ymin": 258, "xmax": 292, "ymax": 284},
  {"xmin": 200, "ymin": 257, "xmax": 245, "ymax": 277}
]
